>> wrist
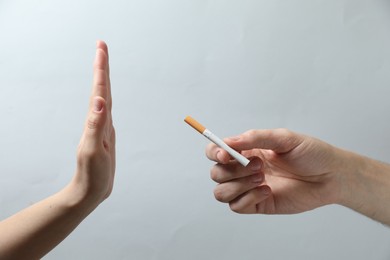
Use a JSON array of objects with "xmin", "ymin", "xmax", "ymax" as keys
[
  {"xmin": 334, "ymin": 149, "xmax": 390, "ymax": 224},
  {"xmin": 331, "ymin": 148, "xmax": 364, "ymax": 206},
  {"xmin": 60, "ymin": 178, "xmax": 103, "ymax": 213},
  {"xmin": 309, "ymin": 143, "xmax": 353, "ymax": 206}
]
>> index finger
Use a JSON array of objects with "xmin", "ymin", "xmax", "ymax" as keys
[{"xmin": 225, "ymin": 129, "xmax": 304, "ymax": 154}]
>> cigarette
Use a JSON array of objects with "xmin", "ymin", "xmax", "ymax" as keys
[{"xmin": 184, "ymin": 116, "xmax": 250, "ymax": 167}]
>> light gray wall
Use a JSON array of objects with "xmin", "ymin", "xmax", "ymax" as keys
[{"xmin": 1, "ymin": 0, "xmax": 390, "ymax": 259}]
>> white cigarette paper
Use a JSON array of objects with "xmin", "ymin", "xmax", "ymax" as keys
[{"xmin": 184, "ymin": 116, "xmax": 250, "ymax": 167}]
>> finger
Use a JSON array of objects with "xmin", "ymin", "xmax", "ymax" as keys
[
  {"xmin": 205, "ymin": 143, "xmax": 233, "ymax": 164},
  {"xmin": 225, "ymin": 128, "xmax": 304, "ymax": 154},
  {"xmin": 229, "ymin": 185, "xmax": 272, "ymax": 214},
  {"xmin": 83, "ymin": 97, "xmax": 108, "ymax": 148},
  {"xmin": 210, "ymin": 157, "xmax": 263, "ymax": 183},
  {"xmin": 96, "ymin": 40, "xmax": 112, "ymax": 112},
  {"xmin": 96, "ymin": 40, "xmax": 109, "ymax": 74},
  {"xmin": 92, "ymin": 48, "xmax": 108, "ymax": 102},
  {"xmin": 214, "ymin": 173, "xmax": 264, "ymax": 203}
]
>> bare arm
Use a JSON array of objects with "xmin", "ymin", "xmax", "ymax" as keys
[
  {"xmin": 338, "ymin": 151, "xmax": 390, "ymax": 225},
  {"xmin": 0, "ymin": 40, "xmax": 115, "ymax": 260}
]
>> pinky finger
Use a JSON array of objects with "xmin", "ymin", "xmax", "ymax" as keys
[{"xmin": 229, "ymin": 186, "xmax": 273, "ymax": 214}]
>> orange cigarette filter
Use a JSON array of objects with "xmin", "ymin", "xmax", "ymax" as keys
[{"xmin": 184, "ymin": 116, "xmax": 206, "ymax": 134}]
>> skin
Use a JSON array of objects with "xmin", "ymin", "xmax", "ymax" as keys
[
  {"xmin": 206, "ymin": 128, "xmax": 390, "ymax": 225},
  {"xmin": 0, "ymin": 40, "xmax": 115, "ymax": 260}
]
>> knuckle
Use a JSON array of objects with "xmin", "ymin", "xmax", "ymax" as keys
[
  {"xmin": 245, "ymin": 129, "xmax": 258, "ymax": 139},
  {"xmin": 87, "ymin": 115, "xmax": 100, "ymax": 130},
  {"xmin": 275, "ymin": 128, "xmax": 298, "ymax": 147},
  {"xmin": 276, "ymin": 128, "xmax": 292, "ymax": 137}
]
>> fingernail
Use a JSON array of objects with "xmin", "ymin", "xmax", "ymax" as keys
[
  {"xmin": 216, "ymin": 150, "xmax": 224, "ymax": 162},
  {"xmin": 252, "ymin": 174, "xmax": 263, "ymax": 183},
  {"xmin": 250, "ymin": 160, "xmax": 262, "ymax": 171},
  {"xmin": 93, "ymin": 98, "xmax": 103, "ymax": 112}
]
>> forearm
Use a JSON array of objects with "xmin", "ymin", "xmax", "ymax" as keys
[
  {"xmin": 336, "ymin": 148, "xmax": 390, "ymax": 225},
  {"xmin": 0, "ymin": 181, "xmax": 100, "ymax": 260}
]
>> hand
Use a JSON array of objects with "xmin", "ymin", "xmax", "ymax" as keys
[
  {"xmin": 206, "ymin": 129, "xmax": 343, "ymax": 214},
  {"xmin": 72, "ymin": 40, "xmax": 116, "ymax": 204},
  {"xmin": 0, "ymin": 40, "xmax": 116, "ymax": 260}
]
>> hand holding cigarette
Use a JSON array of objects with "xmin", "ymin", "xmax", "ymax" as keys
[{"xmin": 204, "ymin": 127, "xmax": 380, "ymax": 218}]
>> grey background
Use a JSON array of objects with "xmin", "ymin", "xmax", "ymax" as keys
[{"xmin": 1, "ymin": 0, "xmax": 390, "ymax": 259}]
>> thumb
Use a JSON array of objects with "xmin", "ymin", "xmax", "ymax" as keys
[
  {"xmin": 84, "ymin": 96, "xmax": 107, "ymax": 147},
  {"xmin": 225, "ymin": 128, "xmax": 304, "ymax": 154}
]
